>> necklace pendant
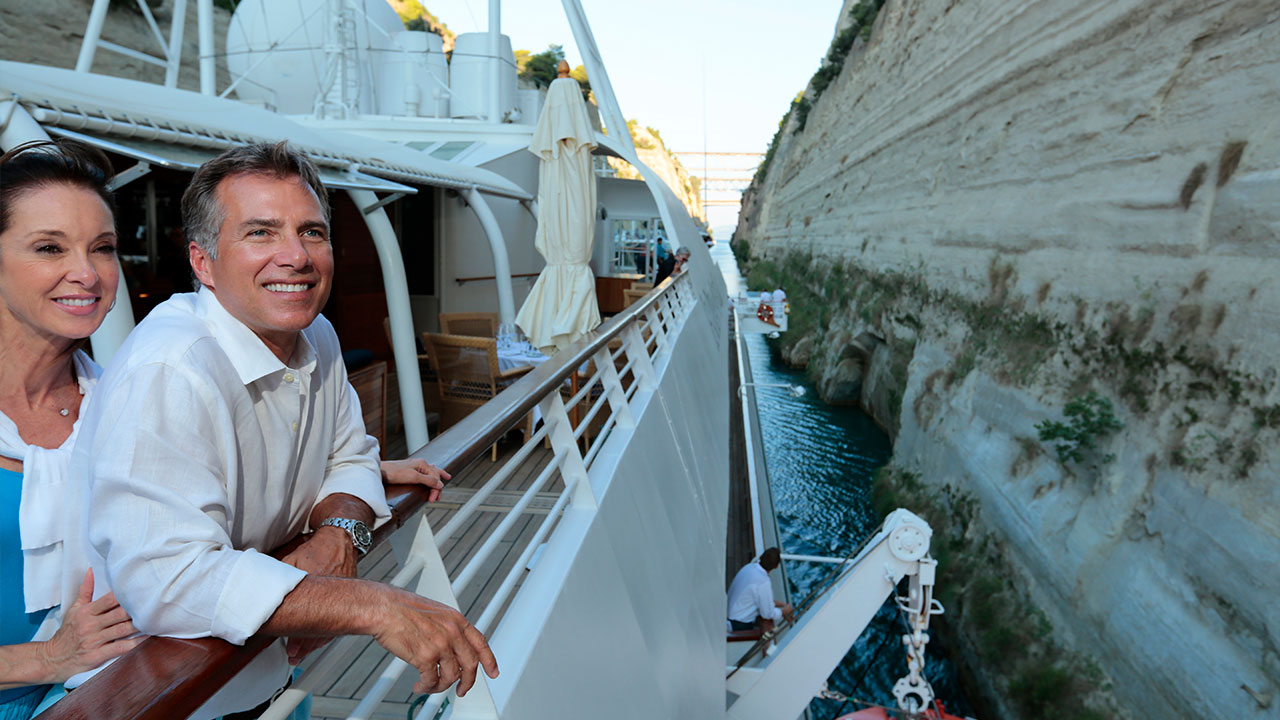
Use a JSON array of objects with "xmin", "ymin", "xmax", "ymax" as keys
[{"xmin": 59, "ymin": 408, "xmax": 69, "ymax": 417}]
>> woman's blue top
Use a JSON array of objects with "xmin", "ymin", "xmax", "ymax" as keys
[{"xmin": 0, "ymin": 466, "xmax": 52, "ymax": 711}]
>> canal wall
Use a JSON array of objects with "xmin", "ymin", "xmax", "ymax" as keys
[{"xmin": 732, "ymin": 0, "xmax": 1280, "ymax": 718}]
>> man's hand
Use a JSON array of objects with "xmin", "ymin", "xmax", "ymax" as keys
[
  {"xmin": 281, "ymin": 527, "xmax": 358, "ymax": 663},
  {"xmin": 368, "ymin": 585, "xmax": 499, "ymax": 696},
  {"xmin": 282, "ymin": 526, "xmax": 358, "ymax": 578},
  {"xmin": 381, "ymin": 458, "xmax": 450, "ymax": 503},
  {"xmin": 285, "ymin": 491, "xmax": 376, "ymax": 664},
  {"xmin": 776, "ymin": 601, "xmax": 795, "ymax": 620}
]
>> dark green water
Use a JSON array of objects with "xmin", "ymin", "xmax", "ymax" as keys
[{"xmin": 713, "ymin": 243, "xmax": 972, "ymax": 718}]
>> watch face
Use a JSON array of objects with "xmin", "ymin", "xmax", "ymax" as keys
[{"xmin": 353, "ymin": 522, "xmax": 373, "ymax": 547}]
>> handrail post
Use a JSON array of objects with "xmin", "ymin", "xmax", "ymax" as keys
[
  {"xmin": 539, "ymin": 392, "xmax": 597, "ymax": 509},
  {"xmin": 644, "ymin": 305, "xmax": 669, "ymax": 356},
  {"xmin": 592, "ymin": 348, "xmax": 634, "ymax": 429},
  {"xmin": 408, "ymin": 515, "xmax": 500, "ymax": 718},
  {"xmin": 622, "ymin": 324, "xmax": 658, "ymax": 391},
  {"xmin": 660, "ymin": 292, "xmax": 678, "ymax": 331}
]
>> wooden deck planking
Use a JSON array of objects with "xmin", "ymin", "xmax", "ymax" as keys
[
  {"xmin": 306, "ymin": 436, "xmax": 558, "ymax": 719},
  {"xmin": 310, "ymin": 695, "xmax": 412, "ymax": 720}
]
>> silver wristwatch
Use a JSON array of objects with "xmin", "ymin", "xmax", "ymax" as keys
[{"xmin": 319, "ymin": 517, "xmax": 372, "ymax": 556}]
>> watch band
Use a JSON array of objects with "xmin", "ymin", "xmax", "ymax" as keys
[{"xmin": 319, "ymin": 517, "xmax": 372, "ymax": 555}]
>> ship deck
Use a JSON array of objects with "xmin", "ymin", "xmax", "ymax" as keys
[
  {"xmin": 302, "ymin": 383, "xmax": 561, "ymax": 719},
  {"xmin": 306, "ymin": 320, "xmax": 762, "ymax": 719}
]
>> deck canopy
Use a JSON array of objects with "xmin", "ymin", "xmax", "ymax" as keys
[
  {"xmin": 44, "ymin": 127, "xmax": 416, "ymax": 195},
  {"xmin": 0, "ymin": 61, "xmax": 531, "ymax": 200}
]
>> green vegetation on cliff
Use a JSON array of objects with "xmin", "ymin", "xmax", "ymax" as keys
[
  {"xmin": 734, "ymin": 247, "xmax": 1272, "ymax": 479},
  {"xmin": 389, "ymin": 0, "xmax": 455, "ymax": 45},
  {"xmin": 748, "ymin": 0, "xmax": 890, "ymax": 189},
  {"xmin": 514, "ymin": 45, "xmax": 592, "ymax": 100}
]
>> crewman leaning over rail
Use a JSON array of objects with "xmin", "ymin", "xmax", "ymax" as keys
[
  {"xmin": 727, "ymin": 547, "xmax": 795, "ymax": 633},
  {"xmin": 66, "ymin": 142, "xmax": 497, "ymax": 719}
]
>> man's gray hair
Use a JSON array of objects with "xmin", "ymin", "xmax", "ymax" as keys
[
  {"xmin": 676, "ymin": 246, "xmax": 692, "ymax": 258},
  {"xmin": 181, "ymin": 141, "xmax": 330, "ymax": 260}
]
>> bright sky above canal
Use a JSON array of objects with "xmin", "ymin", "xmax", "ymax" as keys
[{"xmin": 424, "ymin": 0, "xmax": 847, "ymax": 230}]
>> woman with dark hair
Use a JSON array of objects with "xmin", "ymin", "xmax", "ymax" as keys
[{"xmin": 0, "ymin": 139, "xmax": 141, "ymax": 718}]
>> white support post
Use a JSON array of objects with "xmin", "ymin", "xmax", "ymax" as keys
[
  {"xmin": 643, "ymin": 305, "xmax": 668, "ymax": 356},
  {"xmin": 487, "ymin": 0, "xmax": 502, "ymax": 124},
  {"xmin": 538, "ymin": 392, "xmax": 596, "ymax": 509},
  {"xmin": 463, "ymin": 187, "xmax": 516, "ymax": 330},
  {"xmin": 659, "ymin": 292, "xmax": 676, "ymax": 332},
  {"xmin": 75, "ymin": 0, "xmax": 112, "ymax": 73},
  {"xmin": 197, "ymin": 0, "xmax": 216, "ymax": 95},
  {"xmin": 622, "ymin": 324, "xmax": 657, "ymax": 391},
  {"xmin": 347, "ymin": 189, "xmax": 430, "ymax": 453},
  {"xmin": 592, "ymin": 347, "xmax": 634, "ymax": 430},
  {"xmin": 164, "ymin": 0, "xmax": 189, "ymax": 88},
  {"xmin": 89, "ymin": 255, "xmax": 137, "ymax": 366},
  {"xmin": 0, "ymin": 100, "xmax": 48, "ymax": 150}
]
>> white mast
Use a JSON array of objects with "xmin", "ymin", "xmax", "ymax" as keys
[{"xmin": 488, "ymin": 0, "xmax": 502, "ymax": 124}]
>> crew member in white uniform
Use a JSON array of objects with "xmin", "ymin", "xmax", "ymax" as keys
[
  {"xmin": 72, "ymin": 142, "xmax": 497, "ymax": 718},
  {"xmin": 727, "ymin": 547, "xmax": 795, "ymax": 631}
]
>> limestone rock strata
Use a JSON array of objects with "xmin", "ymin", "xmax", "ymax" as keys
[
  {"xmin": 0, "ymin": 0, "xmax": 232, "ymax": 90},
  {"xmin": 735, "ymin": 0, "xmax": 1280, "ymax": 717},
  {"xmin": 610, "ymin": 124, "xmax": 707, "ymax": 226}
]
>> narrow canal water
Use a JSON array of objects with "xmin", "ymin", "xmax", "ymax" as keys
[{"xmin": 711, "ymin": 242, "xmax": 973, "ymax": 719}]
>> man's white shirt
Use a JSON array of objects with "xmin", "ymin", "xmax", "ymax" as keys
[
  {"xmin": 69, "ymin": 288, "xmax": 391, "ymax": 713},
  {"xmin": 726, "ymin": 561, "xmax": 782, "ymax": 624}
]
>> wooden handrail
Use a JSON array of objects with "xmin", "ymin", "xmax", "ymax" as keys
[
  {"xmin": 454, "ymin": 272, "xmax": 541, "ymax": 285},
  {"xmin": 37, "ymin": 275, "xmax": 685, "ymax": 720}
]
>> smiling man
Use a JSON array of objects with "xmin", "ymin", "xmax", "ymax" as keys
[{"xmin": 71, "ymin": 142, "xmax": 496, "ymax": 718}]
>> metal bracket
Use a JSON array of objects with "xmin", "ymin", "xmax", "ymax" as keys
[
  {"xmin": 360, "ymin": 191, "xmax": 405, "ymax": 215},
  {"xmin": 106, "ymin": 161, "xmax": 151, "ymax": 190}
]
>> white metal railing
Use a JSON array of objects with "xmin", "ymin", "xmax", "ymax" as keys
[
  {"xmin": 260, "ymin": 275, "xmax": 695, "ymax": 720},
  {"xmin": 733, "ymin": 313, "xmax": 767, "ymax": 558}
]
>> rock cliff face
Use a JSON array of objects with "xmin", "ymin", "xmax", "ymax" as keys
[
  {"xmin": 734, "ymin": 0, "xmax": 1279, "ymax": 718},
  {"xmin": 611, "ymin": 124, "xmax": 707, "ymax": 226},
  {"xmin": 0, "ymin": 0, "xmax": 231, "ymax": 90}
]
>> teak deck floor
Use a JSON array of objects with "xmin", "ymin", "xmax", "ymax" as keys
[{"xmin": 301, "ymin": 429, "xmax": 560, "ymax": 720}]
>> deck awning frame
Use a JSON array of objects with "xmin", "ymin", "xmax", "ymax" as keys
[{"xmin": 46, "ymin": 126, "xmax": 418, "ymax": 194}]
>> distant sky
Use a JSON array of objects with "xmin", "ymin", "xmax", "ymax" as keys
[{"xmin": 420, "ymin": 0, "xmax": 846, "ymax": 230}]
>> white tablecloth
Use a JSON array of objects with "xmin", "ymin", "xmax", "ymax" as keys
[{"xmin": 497, "ymin": 345, "xmax": 551, "ymax": 372}]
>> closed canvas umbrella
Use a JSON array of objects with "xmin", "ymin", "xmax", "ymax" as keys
[{"xmin": 516, "ymin": 70, "xmax": 601, "ymax": 353}]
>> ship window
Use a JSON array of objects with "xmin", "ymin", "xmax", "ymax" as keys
[
  {"xmin": 429, "ymin": 142, "xmax": 473, "ymax": 161},
  {"xmin": 609, "ymin": 217, "xmax": 665, "ymax": 277}
]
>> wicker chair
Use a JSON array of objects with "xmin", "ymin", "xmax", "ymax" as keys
[
  {"xmin": 421, "ymin": 332, "xmax": 532, "ymax": 460},
  {"xmin": 438, "ymin": 312, "xmax": 499, "ymax": 338}
]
